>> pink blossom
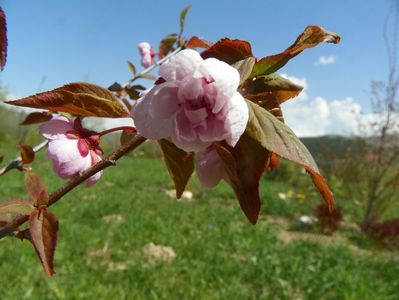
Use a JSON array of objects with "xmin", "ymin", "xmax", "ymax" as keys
[
  {"xmin": 131, "ymin": 49, "xmax": 249, "ymax": 152},
  {"xmin": 138, "ymin": 42, "xmax": 155, "ymax": 68},
  {"xmin": 39, "ymin": 116, "xmax": 103, "ymax": 186},
  {"xmin": 195, "ymin": 146, "xmax": 230, "ymax": 188}
]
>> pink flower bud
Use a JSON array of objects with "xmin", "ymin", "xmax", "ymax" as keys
[
  {"xmin": 39, "ymin": 116, "xmax": 103, "ymax": 186},
  {"xmin": 138, "ymin": 42, "xmax": 155, "ymax": 68}
]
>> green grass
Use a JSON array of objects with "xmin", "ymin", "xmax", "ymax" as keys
[{"xmin": 0, "ymin": 143, "xmax": 398, "ymax": 299}]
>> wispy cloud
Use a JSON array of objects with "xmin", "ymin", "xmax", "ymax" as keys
[{"xmin": 315, "ymin": 55, "xmax": 337, "ymax": 65}]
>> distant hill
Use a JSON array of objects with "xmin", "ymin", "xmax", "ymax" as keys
[{"xmin": 300, "ymin": 135, "xmax": 354, "ymax": 160}]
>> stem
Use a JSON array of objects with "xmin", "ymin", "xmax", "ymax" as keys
[
  {"xmin": 0, "ymin": 134, "xmax": 147, "ymax": 240},
  {"xmin": 98, "ymin": 126, "xmax": 136, "ymax": 137},
  {"xmin": 0, "ymin": 140, "xmax": 48, "ymax": 177},
  {"xmin": 122, "ymin": 47, "xmax": 182, "ymax": 88}
]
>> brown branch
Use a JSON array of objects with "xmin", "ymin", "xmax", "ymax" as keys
[
  {"xmin": 0, "ymin": 134, "xmax": 146, "ymax": 240},
  {"xmin": 0, "ymin": 140, "xmax": 48, "ymax": 177}
]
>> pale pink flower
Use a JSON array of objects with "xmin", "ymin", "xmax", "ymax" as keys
[
  {"xmin": 131, "ymin": 49, "xmax": 249, "ymax": 152},
  {"xmin": 138, "ymin": 42, "xmax": 155, "ymax": 68},
  {"xmin": 195, "ymin": 146, "xmax": 230, "ymax": 188},
  {"xmin": 39, "ymin": 116, "xmax": 103, "ymax": 186}
]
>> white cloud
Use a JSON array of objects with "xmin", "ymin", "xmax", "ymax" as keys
[
  {"xmin": 315, "ymin": 55, "xmax": 336, "ymax": 65},
  {"xmin": 280, "ymin": 75, "xmax": 366, "ymax": 137}
]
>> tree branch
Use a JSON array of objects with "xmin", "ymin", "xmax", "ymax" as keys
[
  {"xmin": 0, "ymin": 134, "xmax": 146, "ymax": 240},
  {"xmin": 0, "ymin": 140, "xmax": 48, "ymax": 177}
]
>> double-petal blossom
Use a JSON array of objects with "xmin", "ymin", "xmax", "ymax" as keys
[
  {"xmin": 39, "ymin": 116, "xmax": 103, "ymax": 186},
  {"xmin": 131, "ymin": 49, "xmax": 249, "ymax": 152},
  {"xmin": 138, "ymin": 42, "xmax": 155, "ymax": 68}
]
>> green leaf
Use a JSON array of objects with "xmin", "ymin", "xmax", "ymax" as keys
[
  {"xmin": 201, "ymin": 38, "xmax": 253, "ymax": 65},
  {"xmin": 214, "ymin": 134, "xmax": 270, "ymax": 225},
  {"xmin": 127, "ymin": 60, "xmax": 136, "ymax": 75},
  {"xmin": 243, "ymin": 73, "xmax": 303, "ymax": 103},
  {"xmin": 159, "ymin": 139, "xmax": 194, "ymax": 198},
  {"xmin": 0, "ymin": 199, "xmax": 34, "ymax": 215},
  {"xmin": 20, "ymin": 111, "xmax": 52, "ymax": 125},
  {"xmin": 250, "ymin": 25, "xmax": 340, "ymax": 77},
  {"xmin": 29, "ymin": 209, "xmax": 59, "ymax": 277},
  {"xmin": 232, "ymin": 57, "xmax": 256, "ymax": 84},
  {"xmin": 25, "ymin": 172, "xmax": 48, "ymax": 206},
  {"xmin": 6, "ymin": 82, "xmax": 129, "ymax": 118},
  {"xmin": 179, "ymin": 5, "xmax": 191, "ymax": 35},
  {"xmin": 0, "ymin": 7, "xmax": 7, "ymax": 71},
  {"xmin": 159, "ymin": 34, "xmax": 178, "ymax": 59},
  {"xmin": 245, "ymin": 100, "xmax": 334, "ymax": 211}
]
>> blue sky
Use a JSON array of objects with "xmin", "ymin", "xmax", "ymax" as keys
[{"xmin": 0, "ymin": 0, "xmax": 397, "ymax": 136}]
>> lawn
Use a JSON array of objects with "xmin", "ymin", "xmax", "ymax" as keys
[{"xmin": 0, "ymin": 143, "xmax": 398, "ymax": 299}]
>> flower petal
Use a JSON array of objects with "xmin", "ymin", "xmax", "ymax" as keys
[
  {"xmin": 47, "ymin": 139, "xmax": 91, "ymax": 179},
  {"xmin": 159, "ymin": 49, "xmax": 203, "ymax": 81},
  {"xmin": 131, "ymin": 87, "xmax": 174, "ymax": 140},
  {"xmin": 225, "ymin": 92, "xmax": 249, "ymax": 147},
  {"xmin": 39, "ymin": 116, "xmax": 74, "ymax": 140},
  {"xmin": 149, "ymin": 84, "xmax": 180, "ymax": 119},
  {"xmin": 195, "ymin": 147, "xmax": 226, "ymax": 188}
]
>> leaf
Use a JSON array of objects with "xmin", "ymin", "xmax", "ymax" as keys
[
  {"xmin": 0, "ymin": 199, "xmax": 34, "ymax": 215},
  {"xmin": 18, "ymin": 144, "xmax": 35, "ymax": 164},
  {"xmin": 243, "ymin": 73, "xmax": 303, "ymax": 103},
  {"xmin": 7, "ymin": 82, "xmax": 129, "ymax": 118},
  {"xmin": 179, "ymin": 5, "xmax": 191, "ymax": 34},
  {"xmin": 250, "ymin": 26, "xmax": 341, "ymax": 77},
  {"xmin": 245, "ymin": 92, "xmax": 284, "ymax": 122},
  {"xmin": 29, "ymin": 209, "xmax": 59, "ymax": 277},
  {"xmin": 245, "ymin": 100, "xmax": 334, "ymax": 211},
  {"xmin": 214, "ymin": 134, "xmax": 270, "ymax": 224},
  {"xmin": 185, "ymin": 36, "xmax": 212, "ymax": 49},
  {"xmin": 25, "ymin": 172, "xmax": 49, "ymax": 206},
  {"xmin": 159, "ymin": 34, "xmax": 177, "ymax": 59},
  {"xmin": 159, "ymin": 139, "xmax": 194, "ymax": 198},
  {"xmin": 232, "ymin": 57, "xmax": 256, "ymax": 84},
  {"xmin": 201, "ymin": 38, "xmax": 253, "ymax": 65},
  {"xmin": 138, "ymin": 73, "xmax": 156, "ymax": 81},
  {"xmin": 108, "ymin": 82, "xmax": 122, "ymax": 92},
  {"xmin": 0, "ymin": 216, "xmax": 10, "ymax": 228},
  {"xmin": 120, "ymin": 128, "xmax": 136, "ymax": 146},
  {"xmin": 127, "ymin": 60, "xmax": 136, "ymax": 75},
  {"xmin": 20, "ymin": 111, "xmax": 52, "ymax": 125},
  {"xmin": 0, "ymin": 7, "xmax": 7, "ymax": 71}
]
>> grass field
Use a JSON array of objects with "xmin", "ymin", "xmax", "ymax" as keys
[{"xmin": 0, "ymin": 142, "xmax": 398, "ymax": 299}]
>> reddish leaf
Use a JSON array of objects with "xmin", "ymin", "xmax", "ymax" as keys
[
  {"xmin": 6, "ymin": 82, "xmax": 129, "ymax": 118},
  {"xmin": 0, "ymin": 199, "xmax": 34, "ymax": 215},
  {"xmin": 159, "ymin": 139, "xmax": 194, "ymax": 198},
  {"xmin": 0, "ymin": 216, "xmax": 10, "ymax": 228},
  {"xmin": 18, "ymin": 144, "xmax": 35, "ymax": 164},
  {"xmin": 201, "ymin": 38, "xmax": 253, "ymax": 64},
  {"xmin": 0, "ymin": 7, "xmax": 7, "ymax": 71},
  {"xmin": 245, "ymin": 92, "xmax": 284, "ymax": 122},
  {"xmin": 245, "ymin": 100, "xmax": 334, "ymax": 211},
  {"xmin": 214, "ymin": 134, "xmax": 270, "ymax": 224},
  {"xmin": 251, "ymin": 26, "xmax": 341, "ymax": 77},
  {"xmin": 243, "ymin": 73, "xmax": 303, "ymax": 103},
  {"xmin": 108, "ymin": 82, "xmax": 122, "ymax": 92},
  {"xmin": 268, "ymin": 153, "xmax": 280, "ymax": 171},
  {"xmin": 20, "ymin": 111, "xmax": 52, "ymax": 125},
  {"xmin": 120, "ymin": 128, "xmax": 136, "ymax": 146},
  {"xmin": 185, "ymin": 36, "xmax": 212, "ymax": 49},
  {"xmin": 29, "ymin": 209, "xmax": 59, "ymax": 277},
  {"xmin": 25, "ymin": 172, "xmax": 49, "ymax": 206}
]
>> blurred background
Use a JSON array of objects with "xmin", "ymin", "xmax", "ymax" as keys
[{"xmin": 0, "ymin": 1, "xmax": 398, "ymax": 299}]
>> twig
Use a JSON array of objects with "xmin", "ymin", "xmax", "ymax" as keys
[
  {"xmin": 0, "ymin": 134, "xmax": 146, "ymax": 240},
  {"xmin": 122, "ymin": 47, "xmax": 182, "ymax": 88},
  {"xmin": 0, "ymin": 140, "xmax": 49, "ymax": 176}
]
